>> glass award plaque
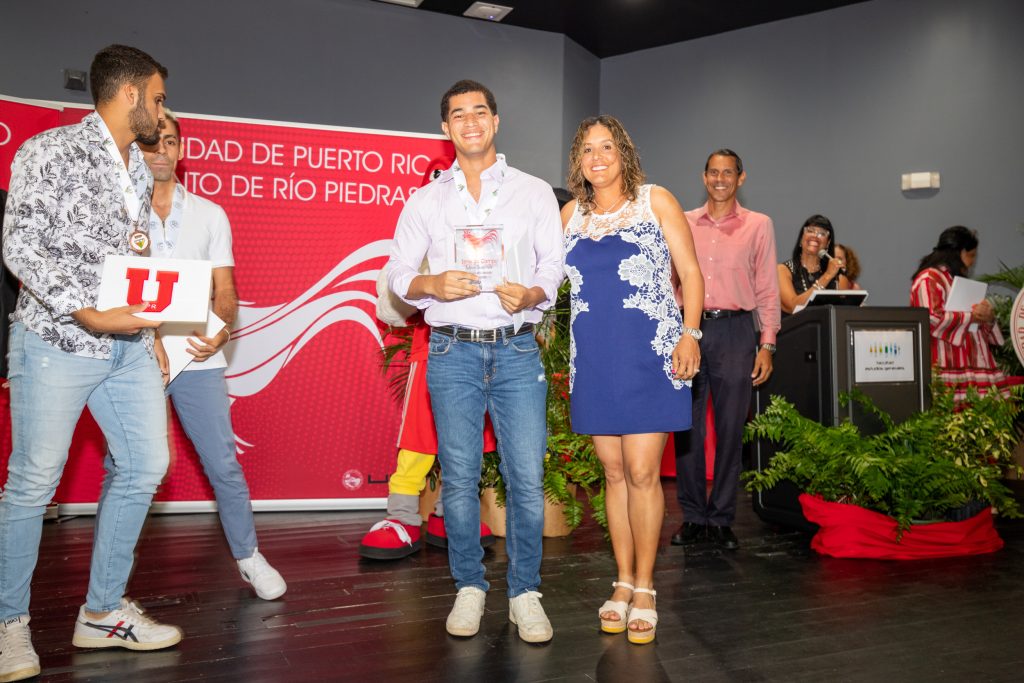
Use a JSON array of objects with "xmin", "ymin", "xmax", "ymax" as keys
[{"xmin": 454, "ymin": 225, "xmax": 504, "ymax": 291}]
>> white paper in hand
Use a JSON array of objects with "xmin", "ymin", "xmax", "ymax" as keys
[
  {"xmin": 161, "ymin": 309, "xmax": 227, "ymax": 383},
  {"xmin": 947, "ymin": 276, "xmax": 987, "ymax": 332}
]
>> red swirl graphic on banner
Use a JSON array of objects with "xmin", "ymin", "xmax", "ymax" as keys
[{"xmin": 0, "ymin": 96, "xmax": 456, "ymax": 505}]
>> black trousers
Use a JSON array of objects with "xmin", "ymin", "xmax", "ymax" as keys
[{"xmin": 674, "ymin": 312, "xmax": 756, "ymax": 526}]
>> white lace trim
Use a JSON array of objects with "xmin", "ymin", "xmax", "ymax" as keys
[
  {"xmin": 565, "ymin": 263, "xmax": 588, "ymax": 392},
  {"xmin": 566, "ymin": 185, "xmax": 655, "ymax": 240},
  {"xmin": 564, "ymin": 185, "xmax": 687, "ymax": 391}
]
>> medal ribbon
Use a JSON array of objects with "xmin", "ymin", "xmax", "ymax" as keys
[
  {"xmin": 97, "ymin": 120, "xmax": 150, "ymax": 252},
  {"xmin": 148, "ymin": 184, "xmax": 186, "ymax": 258},
  {"xmin": 450, "ymin": 153, "xmax": 506, "ymax": 224},
  {"xmin": 101, "ymin": 136, "xmax": 145, "ymax": 222}
]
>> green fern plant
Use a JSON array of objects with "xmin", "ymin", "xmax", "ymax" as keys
[
  {"xmin": 537, "ymin": 282, "xmax": 606, "ymax": 529},
  {"xmin": 744, "ymin": 383, "xmax": 1023, "ymax": 535},
  {"xmin": 379, "ymin": 324, "xmax": 415, "ymax": 404}
]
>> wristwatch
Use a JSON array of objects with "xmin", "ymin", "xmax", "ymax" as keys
[
  {"xmin": 681, "ymin": 326, "xmax": 703, "ymax": 341},
  {"xmin": 759, "ymin": 343, "xmax": 776, "ymax": 354}
]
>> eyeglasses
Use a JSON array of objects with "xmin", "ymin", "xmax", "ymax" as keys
[{"xmin": 803, "ymin": 227, "xmax": 828, "ymax": 239}]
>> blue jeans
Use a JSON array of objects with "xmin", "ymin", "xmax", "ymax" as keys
[
  {"xmin": 101, "ymin": 367, "xmax": 257, "ymax": 560},
  {"xmin": 0, "ymin": 323, "xmax": 169, "ymax": 618},
  {"xmin": 426, "ymin": 328, "xmax": 547, "ymax": 598}
]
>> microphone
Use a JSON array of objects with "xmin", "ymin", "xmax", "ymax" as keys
[{"xmin": 822, "ymin": 251, "xmax": 846, "ymax": 274}]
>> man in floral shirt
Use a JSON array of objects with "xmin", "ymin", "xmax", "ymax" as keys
[{"xmin": 0, "ymin": 45, "xmax": 182, "ymax": 682}]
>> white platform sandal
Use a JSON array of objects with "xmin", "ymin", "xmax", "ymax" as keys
[
  {"xmin": 627, "ymin": 587, "xmax": 658, "ymax": 645},
  {"xmin": 598, "ymin": 581, "xmax": 634, "ymax": 634}
]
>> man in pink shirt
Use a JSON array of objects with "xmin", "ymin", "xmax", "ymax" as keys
[{"xmin": 671, "ymin": 149, "xmax": 780, "ymax": 550}]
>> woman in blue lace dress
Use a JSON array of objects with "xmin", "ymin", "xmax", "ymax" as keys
[{"xmin": 561, "ymin": 115, "xmax": 704, "ymax": 644}]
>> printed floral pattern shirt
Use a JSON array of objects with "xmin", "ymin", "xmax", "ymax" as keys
[{"xmin": 2, "ymin": 111, "xmax": 154, "ymax": 358}]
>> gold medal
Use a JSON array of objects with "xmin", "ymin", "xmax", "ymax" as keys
[{"xmin": 129, "ymin": 231, "xmax": 150, "ymax": 254}]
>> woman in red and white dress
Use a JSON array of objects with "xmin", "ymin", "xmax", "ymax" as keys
[{"xmin": 910, "ymin": 225, "xmax": 1008, "ymax": 401}]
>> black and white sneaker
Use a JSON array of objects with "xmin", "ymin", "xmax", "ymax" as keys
[{"xmin": 71, "ymin": 598, "xmax": 182, "ymax": 651}]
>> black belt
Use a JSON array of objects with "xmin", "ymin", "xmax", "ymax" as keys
[
  {"xmin": 689, "ymin": 309, "xmax": 750, "ymax": 320},
  {"xmin": 433, "ymin": 323, "xmax": 534, "ymax": 343}
]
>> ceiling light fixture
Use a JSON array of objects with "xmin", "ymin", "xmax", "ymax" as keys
[
  {"xmin": 463, "ymin": 2, "xmax": 513, "ymax": 22},
  {"xmin": 375, "ymin": 0, "xmax": 424, "ymax": 7}
]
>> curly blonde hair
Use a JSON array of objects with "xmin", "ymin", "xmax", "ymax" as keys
[{"xmin": 567, "ymin": 115, "xmax": 645, "ymax": 215}]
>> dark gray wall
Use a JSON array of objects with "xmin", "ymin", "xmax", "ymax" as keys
[
  {"xmin": 561, "ymin": 37, "xmax": 602, "ymax": 183},
  {"xmin": 601, "ymin": 0, "xmax": 1024, "ymax": 304},
  {"xmin": 3, "ymin": 0, "xmax": 1021, "ymax": 305},
  {"xmin": 0, "ymin": 0, "xmax": 600, "ymax": 187}
]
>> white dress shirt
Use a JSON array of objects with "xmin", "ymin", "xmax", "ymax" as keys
[{"xmin": 385, "ymin": 156, "xmax": 564, "ymax": 329}]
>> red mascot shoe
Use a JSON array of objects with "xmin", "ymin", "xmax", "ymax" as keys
[
  {"xmin": 425, "ymin": 513, "xmax": 496, "ymax": 549},
  {"xmin": 358, "ymin": 519, "xmax": 423, "ymax": 560}
]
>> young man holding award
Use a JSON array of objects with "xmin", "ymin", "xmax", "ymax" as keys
[{"xmin": 384, "ymin": 80, "xmax": 564, "ymax": 643}]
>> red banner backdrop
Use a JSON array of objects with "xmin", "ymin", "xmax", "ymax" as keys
[
  {"xmin": 0, "ymin": 96, "xmax": 61, "ymax": 189},
  {"xmin": 1, "ymin": 95, "xmax": 454, "ymax": 509}
]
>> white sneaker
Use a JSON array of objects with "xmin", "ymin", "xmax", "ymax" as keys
[
  {"xmin": 72, "ymin": 599, "xmax": 182, "ymax": 651},
  {"xmin": 446, "ymin": 587, "xmax": 486, "ymax": 637},
  {"xmin": 509, "ymin": 591, "xmax": 553, "ymax": 643},
  {"xmin": 0, "ymin": 616, "xmax": 40, "ymax": 682},
  {"xmin": 237, "ymin": 549, "xmax": 287, "ymax": 600}
]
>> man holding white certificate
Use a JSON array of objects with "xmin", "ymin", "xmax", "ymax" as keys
[
  {"xmin": 385, "ymin": 80, "xmax": 564, "ymax": 643},
  {"xmin": 1, "ymin": 45, "xmax": 181, "ymax": 681},
  {"xmin": 133, "ymin": 111, "xmax": 286, "ymax": 601}
]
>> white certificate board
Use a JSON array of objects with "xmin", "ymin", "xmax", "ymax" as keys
[
  {"xmin": 853, "ymin": 329, "xmax": 916, "ymax": 383},
  {"xmin": 161, "ymin": 309, "xmax": 226, "ymax": 382},
  {"xmin": 96, "ymin": 256, "xmax": 211, "ymax": 322}
]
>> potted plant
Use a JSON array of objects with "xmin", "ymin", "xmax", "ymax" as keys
[{"xmin": 743, "ymin": 383, "xmax": 1022, "ymax": 557}]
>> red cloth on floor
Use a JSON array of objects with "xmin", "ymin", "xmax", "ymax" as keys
[{"xmin": 799, "ymin": 493, "xmax": 1004, "ymax": 559}]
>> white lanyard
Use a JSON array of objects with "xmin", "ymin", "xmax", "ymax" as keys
[
  {"xmin": 101, "ymin": 136, "xmax": 144, "ymax": 222},
  {"xmin": 451, "ymin": 154, "xmax": 506, "ymax": 224},
  {"xmin": 149, "ymin": 184, "xmax": 185, "ymax": 258}
]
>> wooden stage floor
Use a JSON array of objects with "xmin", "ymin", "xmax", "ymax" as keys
[{"xmin": 25, "ymin": 484, "xmax": 1024, "ymax": 682}]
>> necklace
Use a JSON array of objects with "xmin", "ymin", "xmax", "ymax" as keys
[
  {"xmin": 800, "ymin": 251, "xmax": 822, "ymax": 271},
  {"xmin": 593, "ymin": 193, "xmax": 625, "ymax": 214},
  {"xmin": 795, "ymin": 260, "xmax": 823, "ymax": 293}
]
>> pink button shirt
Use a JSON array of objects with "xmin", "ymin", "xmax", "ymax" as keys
[
  {"xmin": 386, "ymin": 157, "xmax": 564, "ymax": 329},
  {"xmin": 684, "ymin": 200, "xmax": 781, "ymax": 344}
]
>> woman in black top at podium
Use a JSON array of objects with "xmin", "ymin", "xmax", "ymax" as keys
[{"xmin": 777, "ymin": 214, "xmax": 852, "ymax": 314}]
